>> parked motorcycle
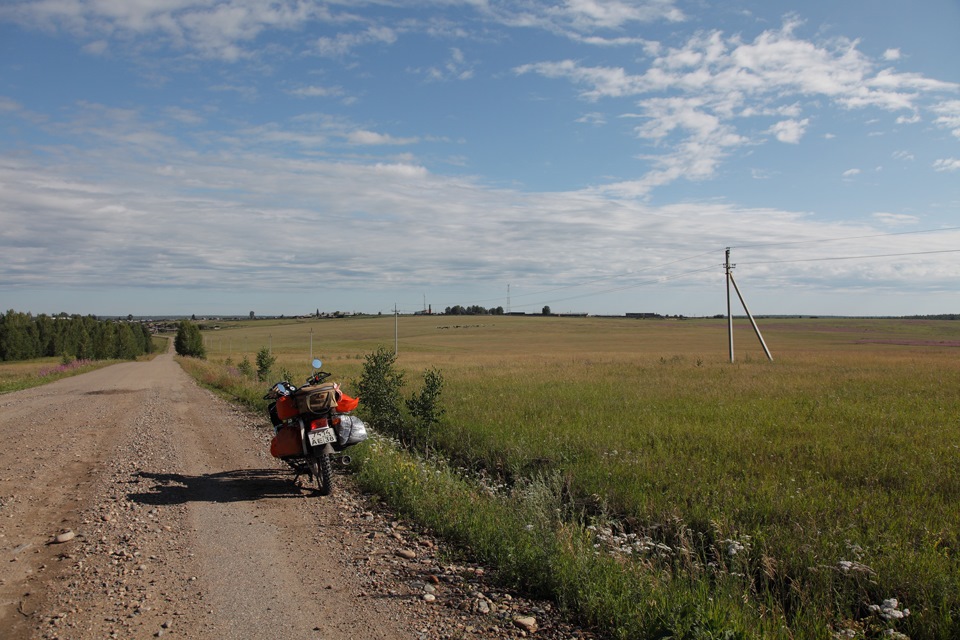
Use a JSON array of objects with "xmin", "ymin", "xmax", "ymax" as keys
[{"xmin": 264, "ymin": 359, "xmax": 366, "ymax": 495}]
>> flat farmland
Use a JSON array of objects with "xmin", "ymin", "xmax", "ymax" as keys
[{"xmin": 192, "ymin": 315, "xmax": 960, "ymax": 639}]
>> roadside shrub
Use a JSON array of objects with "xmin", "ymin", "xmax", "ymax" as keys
[
  {"xmin": 357, "ymin": 346, "xmax": 406, "ymax": 440},
  {"xmin": 255, "ymin": 347, "xmax": 276, "ymax": 381},
  {"xmin": 237, "ymin": 355, "xmax": 253, "ymax": 378},
  {"xmin": 174, "ymin": 319, "xmax": 205, "ymax": 358},
  {"xmin": 406, "ymin": 367, "xmax": 445, "ymax": 452}
]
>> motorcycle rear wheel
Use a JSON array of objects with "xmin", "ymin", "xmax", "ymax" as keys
[{"xmin": 314, "ymin": 452, "xmax": 333, "ymax": 495}]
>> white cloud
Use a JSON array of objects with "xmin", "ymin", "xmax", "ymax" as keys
[
  {"xmin": 372, "ymin": 162, "xmax": 428, "ymax": 178},
  {"xmin": 883, "ymin": 48, "xmax": 901, "ymax": 61},
  {"xmin": 873, "ymin": 212, "xmax": 918, "ymax": 225},
  {"xmin": 413, "ymin": 47, "xmax": 475, "ymax": 82},
  {"xmin": 288, "ymin": 85, "xmax": 346, "ymax": 98},
  {"xmin": 932, "ymin": 100, "xmax": 960, "ymax": 138},
  {"xmin": 3, "ymin": 122, "xmax": 960, "ymax": 316},
  {"xmin": 316, "ymin": 25, "xmax": 397, "ymax": 57},
  {"xmin": 576, "ymin": 112, "xmax": 607, "ymax": 125},
  {"xmin": 0, "ymin": 0, "xmax": 339, "ymax": 61},
  {"xmin": 767, "ymin": 118, "xmax": 809, "ymax": 143},
  {"xmin": 82, "ymin": 39, "xmax": 108, "ymax": 55},
  {"xmin": 842, "ymin": 168, "xmax": 861, "ymax": 177},
  {"xmin": 486, "ymin": 0, "xmax": 684, "ymax": 39},
  {"xmin": 560, "ymin": 0, "xmax": 684, "ymax": 30},
  {"xmin": 348, "ymin": 130, "xmax": 419, "ymax": 146},
  {"xmin": 933, "ymin": 158, "xmax": 960, "ymax": 172},
  {"xmin": 892, "ymin": 150, "xmax": 914, "ymax": 161},
  {"xmin": 515, "ymin": 18, "xmax": 958, "ymax": 193}
]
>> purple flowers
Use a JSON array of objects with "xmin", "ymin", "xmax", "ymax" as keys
[{"xmin": 38, "ymin": 359, "xmax": 93, "ymax": 377}]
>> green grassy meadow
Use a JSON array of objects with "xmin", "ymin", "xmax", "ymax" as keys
[
  {"xmin": 0, "ymin": 342, "xmax": 165, "ymax": 393},
  {"xmin": 188, "ymin": 315, "xmax": 960, "ymax": 639}
]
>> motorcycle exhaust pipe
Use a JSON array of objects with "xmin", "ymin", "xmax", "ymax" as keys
[{"xmin": 339, "ymin": 454, "xmax": 352, "ymax": 466}]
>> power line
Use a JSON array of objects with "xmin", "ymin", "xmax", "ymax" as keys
[
  {"xmin": 731, "ymin": 226, "xmax": 960, "ymax": 250},
  {"xmin": 738, "ymin": 248, "xmax": 960, "ymax": 266}
]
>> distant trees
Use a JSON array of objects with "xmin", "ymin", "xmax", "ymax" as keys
[
  {"xmin": 174, "ymin": 319, "xmax": 206, "ymax": 358},
  {"xmin": 542, "ymin": 306, "xmax": 551, "ymax": 315},
  {"xmin": 0, "ymin": 310, "xmax": 154, "ymax": 362},
  {"xmin": 443, "ymin": 305, "xmax": 504, "ymax": 316}
]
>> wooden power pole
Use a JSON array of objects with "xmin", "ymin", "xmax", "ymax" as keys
[{"xmin": 726, "ymin": 248, "xmax": 773, "ymax": 363}]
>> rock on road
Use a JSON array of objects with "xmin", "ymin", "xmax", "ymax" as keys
[{"xmin": 0, "ymin": 348, "xmax": 592, "ymax": 640}]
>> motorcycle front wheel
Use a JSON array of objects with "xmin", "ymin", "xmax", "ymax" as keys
[{"xmin": 314, "ymin": 452, "xmax": 333, "ymax": 496}]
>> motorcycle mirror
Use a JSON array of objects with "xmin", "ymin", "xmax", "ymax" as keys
[{"xmin": 311, "ymin": 358, "xmax": 322, "ymax": 370}]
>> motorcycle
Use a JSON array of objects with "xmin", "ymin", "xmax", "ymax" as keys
[{"xmin": 264, "ymin": 359, "xmax": 366, "ymax": 495}]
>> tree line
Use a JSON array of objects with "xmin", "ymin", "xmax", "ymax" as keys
[
  {"xmin": 443, "ymin": 305, "xmax": 505, "ymax": 315},
  {"xmin": 0, "ymin": 310, "xmax": 155, "ymax": 362}
]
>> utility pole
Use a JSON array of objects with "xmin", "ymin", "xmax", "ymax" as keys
[
  {"xmin": 725, "ymin": 247, "xmax": 773, "ymax": 363},
  {"xmin": 726, "ymin": 248, "xmax": 734, "ymax": 363},
  {"xmin": 394, "ymin": 304, "xmax": 399, "ymax": 355}
]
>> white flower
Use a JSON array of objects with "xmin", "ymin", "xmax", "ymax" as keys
[
  {"xmin": 724, "ymin": 539, "xmax": 745, "ymax": 556},
  {"xmin": 870, "ymin": 598, "xmax": 910, "ymax": 621}
]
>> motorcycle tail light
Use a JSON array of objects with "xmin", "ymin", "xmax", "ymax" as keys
[{"xmin": 309, "ymin": 418, "xmax": 328, "ymax": 431}]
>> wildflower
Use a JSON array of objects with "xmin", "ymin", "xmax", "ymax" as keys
[
  {"xmin": 724, "ymin": 539, "xmax": 745, "ymax": 557},
  {"xmin": 837, "ymin": 558, "xmax": 874, "ymax": 575},
  {"xmin": 868, "ymin": 598, "xmax": 909, "ymax": 621}
]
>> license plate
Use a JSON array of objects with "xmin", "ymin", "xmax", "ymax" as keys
[{"xmin": 308, "ymin": 427, "xmax": 336, "ymax": 447}]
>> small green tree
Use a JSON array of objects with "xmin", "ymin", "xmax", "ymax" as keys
[
  {"xmin": 174, "ymin": 319, "xmax": 206, "ymax": 358},
  {"xmin": 542, "ymin": 305, "xmax": 551, "ymax": 315},
  {"xmin": 406, "ymin": 368, "xmax": 445, "ymax": 453},
  {"xmin": 237, "ymin": 355, "xmax": 253, "ymax": 377},
  {"xmin": 255, "ymin": 347, "xmax": 276, "ymax": 381},
  {"xmin": 358, "ymin": 346, "xmax": 405, "ymax": 440}
]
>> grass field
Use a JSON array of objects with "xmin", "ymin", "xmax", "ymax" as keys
[
  {"xmin": 0, "ymin": 336, "xmax": 168, "ymax": 393},
  {"xmin": 187, "ymin": 315, "xmax": 959, "ymax": 639}
]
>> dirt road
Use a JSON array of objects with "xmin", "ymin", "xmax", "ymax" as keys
[{"xmin": 0, "ymin": 349, "xmax": 587, "ymax": 640}]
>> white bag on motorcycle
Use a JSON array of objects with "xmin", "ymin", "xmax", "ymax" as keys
[
  {"xmin": 335, "ymin": 415, "xmax": 368, "ymax": 446},
  {"xmin": 294, "ymin": 383, "xmax": 339, "ymax": 413}
]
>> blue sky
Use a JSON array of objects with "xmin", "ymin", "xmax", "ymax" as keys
[{"xmin": 1, "ymin": 0, "xmax": 958, "ymax": 317}]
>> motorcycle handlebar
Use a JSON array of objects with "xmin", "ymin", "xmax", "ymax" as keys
[{"xmin": 307, "ymin": 370, "xmax": 332, "ymax": 385}]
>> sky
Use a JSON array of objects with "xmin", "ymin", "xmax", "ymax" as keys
[{"xmin": 1, "ymin": 0, "xmax": 959, "ymax": 318}]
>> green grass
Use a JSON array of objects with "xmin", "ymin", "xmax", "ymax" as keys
[
  {"xmin": 188, "ymin": 315, "xmax": 960, "ymax": 639},
  {"xmin": 0, "ymin": 358, "xmax": 121, "ymax": 393},
  {"xmin": 0, "ymin": 337, "xmax": 167, "ymax": 394}
]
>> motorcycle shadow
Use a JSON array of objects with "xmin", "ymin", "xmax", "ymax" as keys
[{"xmin": 127, "ymin": 469, "xmax": 309, "ymax": 505}]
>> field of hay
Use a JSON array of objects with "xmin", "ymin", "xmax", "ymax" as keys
[{"xmin": 193, "ymin": 314, "xmax": 960, "ymax": 639}]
